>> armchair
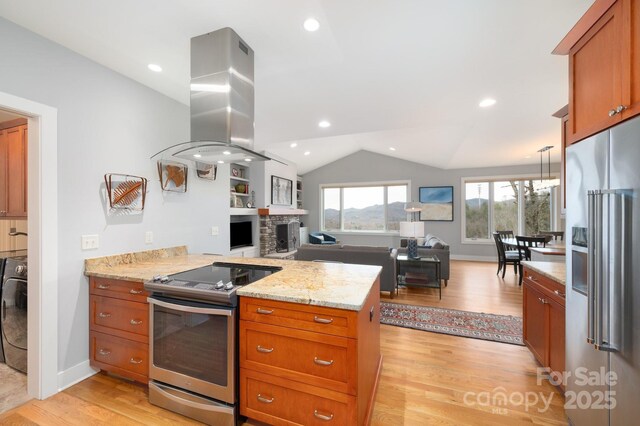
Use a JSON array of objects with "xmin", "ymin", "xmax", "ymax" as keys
[{"xmin": 309, "ymin": 232, "xmax": 337, "ymax": 245}]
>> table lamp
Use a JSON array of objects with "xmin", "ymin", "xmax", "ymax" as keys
[{"xmin": 399, "ymin": 221, "xmax": 424, "ymax": 259}]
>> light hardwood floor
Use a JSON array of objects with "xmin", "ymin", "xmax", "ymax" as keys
[{"xmin": 0, "ymin": 260, "xmax": 567, "ymax": 425}]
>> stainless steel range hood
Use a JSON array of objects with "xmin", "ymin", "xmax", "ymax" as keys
[{"xmin": 152, "ymin": 28, "xmax": 273, "ymax": 168}]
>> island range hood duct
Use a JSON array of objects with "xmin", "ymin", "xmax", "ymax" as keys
[{"xmin": 151, "ymin": 27, "xmax": 274, "ymax": 171}]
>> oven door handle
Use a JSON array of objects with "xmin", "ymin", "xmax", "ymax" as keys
[{"xmin": 147, "ymin": 297, "xmax": 232, "ymax": 316}]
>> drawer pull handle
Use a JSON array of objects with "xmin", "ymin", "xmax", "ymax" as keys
[
  {"xmin": 130, "ymin": 319, "xmax": 143, "ymax": 325},
  {"xmin": 97, "ymin": 284, "xmax": 110, "ymax": 289},
  {"xmin": 257, "ymin": 345, "xmax": 274, "ymax": 353},
  {"xmin": 129, "ymin": 357, "xmax": 143, "ymax": 365},
  {"xmin": 314, "ymin": 410, "xmax": 334, "ymax": 421},
  {"xmin": 314, "ymin": 316, "xmax": 333, "ymax": 324},
  {"xmin": 98, "ymin": 312, "xmax": 111, "ymax": 318},
  {"xmin": 538, "ymin": 297, "xmax": 548, "ymax": 304},
  {"xmin": 554, "ymin": 290, "xmax": 565, "ymax": 298},
  {"xmin": 129, "ymin": 289, "xmax": 144, "ymax": 295},
  {"xmin": 98, "ymin": 348, "xmax": 111, "ymax": 356},
  {"xmin": 257, "ymin": 308, "xmax": 273, "ymax": 315},
  {"xmin": 257, "ymin": 394, "xmax": 274, "ymax": 404},
  {"xmin": 314, "ymin": 357, "xmax": 334, "ymax": 366},
  {"xmin": 527, "ymin": 275, "xmax": 536, "ymax": 281}
]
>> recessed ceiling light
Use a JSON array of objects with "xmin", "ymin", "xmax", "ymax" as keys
[
  {"xmin": 290, "ymin": 142, "xmax": 298, "ymax": 148},
  {"xmin": 479, "ymin": 98, "xmax": 497, "ymax": 108},
  {"xmin": 244, "ymin": 158, "xmax": 252, "ymax": 162},
  {"xmin": 304, "ymin": 151, "xmax": 311, "ymax": 156},
  {"xmin": 223, "ymin": 151, "xmax": 231, "ymax": 155},
  {"xmin": 217, "ymin": 160, "xmax": 224, "ymax": 164},
  {"xmin": 318, "ymin": 120, "xmax": 331, "ymax": 128},
  {"xmin": 303, "ymin": 18, "xmax": 320, "ymax": 32},
  {"xmin": 147, "ymin": 63, "xmax": 162, "ymax": 72},
  {"xmin": 524, "ymin": 155, "xmax": 532, "ymax": 159},
  {"xmin": 389, "ymin": 147, "xmax": 396, "ymax": 151},
  {"xmin": 193, "ymin": 154, "xmax": 202, "ymax": 158}
]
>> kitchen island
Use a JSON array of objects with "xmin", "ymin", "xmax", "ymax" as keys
[{"xmin": 84, "ymin": 246, "xmax": 382, "ymax": 425}]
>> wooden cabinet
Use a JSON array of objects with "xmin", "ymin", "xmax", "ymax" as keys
[
  {"xmin": 239, "ymin": 280, "xmax": 382, "ymax": 426},
  {"xmin": 0, "ymin": 121, "xmax": 28, "ymax": 218},
  {"xmin": 555, "ymin": 0, "xmax": 640, "ymax": 144},
  {"xmin": 522, "ymin": 266, "xmax": 566, "ymax": 389},
  {"xmin": 89, "ymin": 276, "xmax": 149, "ymax": 383}
]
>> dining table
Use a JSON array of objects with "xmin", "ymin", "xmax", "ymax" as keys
[{"xmin": 501, "ymin": 237, "xmax": 566, "ymax": 250}]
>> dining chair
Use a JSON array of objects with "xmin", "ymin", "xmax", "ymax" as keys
[
  {"xmin": 496, "ymin": 230, "xmax": 514, "ymax": 240},
  {"xmin": 538, "ymin": 231, "xmax": 564, "ymax": 241},
  {"xmin": 515, "ymin": 236, "xmax": 547, "ymax": 285},
  {"xmin": 492, "ymin": 232, "xmax": 521, "ymax": 279}
]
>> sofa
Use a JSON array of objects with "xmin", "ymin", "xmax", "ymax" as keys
[
  {"xmin": 294, "ymin": 244, "xmax": 397, "ymax": 297},
  {"xmin": 399, "ymin": 234, "xmax": 450, "ymax": 284}
]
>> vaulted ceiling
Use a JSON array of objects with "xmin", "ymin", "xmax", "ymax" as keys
[{"xmin": 0, "ymin": 0, "xmax": 591, "ymax": 173}]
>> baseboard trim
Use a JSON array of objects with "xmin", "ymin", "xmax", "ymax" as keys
[
  {"xmin": 57, "ymin": 360, "xmax": 99, "ymax": 392},
  {"xmin": 451, "ymin": 254, "xmax": 494, "ymax": 262}
]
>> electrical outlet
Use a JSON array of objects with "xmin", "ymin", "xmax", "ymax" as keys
[
  {"xmin": 211, "ymin": 226, "xmax": 219, "ymax": 236},
  {"xmin": 81, "ymin": 235, "xmax": 99, "ymax": 250},
  {"xmin": 145, "ymin": 231, "xmax": 153, "ymax": 244}
]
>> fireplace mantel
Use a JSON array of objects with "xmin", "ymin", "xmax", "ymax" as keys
[{"xmin": 258, "ymin": 208, "xmax": 309, "ymax": 216}]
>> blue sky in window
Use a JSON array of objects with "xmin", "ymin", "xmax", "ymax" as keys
[{"xmin": 420, "ymin": 187, "xmax": 453, "ymax": 204}]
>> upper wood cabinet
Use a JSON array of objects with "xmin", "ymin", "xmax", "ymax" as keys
[
  {"xmin": 0, "ymin": 121, "xmax": 28, "ymax": 218},
  {"xmin": 554, "ymin": 0, "xmax": 640, "ymax": 144}
]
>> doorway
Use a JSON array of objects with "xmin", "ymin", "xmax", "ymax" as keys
[{"xmin": 0, "ymin": 91, "xmax": 58, "ymax": 403}]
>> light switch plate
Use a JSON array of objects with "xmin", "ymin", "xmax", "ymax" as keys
[
  {"xmin": 81, "ymin": 235, "xmax": 99, "ymax": 250},
  {"xmin": 145, "ymin": 231, "xmax": 153, "ymax": 244},
  {"xmin": 211, "ymin": 226, "xmax": 219, "ymax": 236}
]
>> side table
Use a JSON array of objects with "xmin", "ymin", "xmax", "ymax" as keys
[{"xmin": 396, "ymin": 254, "xmax": 443, "ymax": 299}]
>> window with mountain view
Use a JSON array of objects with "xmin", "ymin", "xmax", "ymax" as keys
[
  {"xmin": 321, "ymin": 183, "xmax": 408, "ymax": 232},
  {"xmin": 463, "ymin": 177, "xmax": 560, "ymax": 242}
]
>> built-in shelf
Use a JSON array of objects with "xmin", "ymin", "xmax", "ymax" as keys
[
  {"xmin": 230, "ymin": 176, "xmax": 250, "ymax": 183},
  {"xmin": 231, "ymin": 192, "xmax": 250, "ymax": 197},
  {"xmin": 230, "ymin": 208, "xmax": 259, "ymax": 215}
]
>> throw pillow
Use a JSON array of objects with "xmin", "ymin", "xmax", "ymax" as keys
[{"xmin": 316, "ymin": 235, "xmax": 324, "ymax": 241}]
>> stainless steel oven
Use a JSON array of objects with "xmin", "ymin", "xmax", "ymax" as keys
[
  {"xmin": 144, "ymin": 262, "xmax": 282, "ymax": 426},
  {"xmin": 148, "ymin": 295, "xmax": 237, "ymax": 426}
]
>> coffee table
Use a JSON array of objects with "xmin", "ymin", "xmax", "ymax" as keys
[{"xmin": 396, "ymin": 254, "xmax": 443, "ymax": 299}]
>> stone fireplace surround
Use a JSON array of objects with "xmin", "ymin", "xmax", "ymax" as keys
[{"xmin": 259, "ymin": 214, "xmax": 302, "ymax": 257}]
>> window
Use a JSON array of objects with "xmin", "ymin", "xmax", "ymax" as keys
[
  {"xmin": 321, "ymin": 182, "xmax": 408, "ymax": 233},
  {"xmin": 462, "ymin": 176, "xmax": 560, "ymax": 243}
]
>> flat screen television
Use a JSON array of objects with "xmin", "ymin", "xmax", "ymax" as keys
[{"xmin": 230, "ymin": 221, "xmax": 252, "ymax": 249}]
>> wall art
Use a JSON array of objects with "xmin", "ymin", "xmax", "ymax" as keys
[
  {"xmin": 419, "ymin": 186, "xmax": 454, "ymax": 221},
  {"xmin": 104, "ymin": 173, "xmax": 147, "ymax": 211},
  {"xmin": 271, "ymin": 175, "xmax": 293, "ymax": 206},
  {"xmin": 157, "ymin": 161, "xmax": 188, "ymax": 192}
]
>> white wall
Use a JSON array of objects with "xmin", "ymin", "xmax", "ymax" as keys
[
  {"xmin": 253, "ymin": 152, "xmax": 298, "ymax": 208},
  {"xmin": 301, "ymin": 150, "xmax": 561, "ymax": 259},
  {"xmin": 0, "ymin": 18, "xmax": 230, "ymax": 374}
]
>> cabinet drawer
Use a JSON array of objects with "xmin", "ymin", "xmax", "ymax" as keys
[
  {"xmin": 90, "ymin": 276, "xmax": 148, "ymax": 302},
  {"xmin": 90, "ymin": 331, "xmax": 148, "ymax": 383},
  {"xmin": 522, "ymin": 267, "xmax": 566, "ymax": 305},
  {"xmin": 90, "ymin": 295, "xmax": 148, "ymax": 342},
  {"xmin": 240, "ymin": 297, "xmax": 356, "ymax": 338},
  {"xmin": 241, "ymin": 368, "xmax": 355, "ymax": 426},
  {"xmin": 240, "ymin": 321, "xmax": 356, "ymax": 395}
]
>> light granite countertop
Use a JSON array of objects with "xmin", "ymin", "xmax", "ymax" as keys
[
  {"xmin": 84, "ymin": 246, "xmax": 381, "ymax": 311},
  {"xmin": 522, "ymin": 261, "xmax": 566, "ymax": 286}
]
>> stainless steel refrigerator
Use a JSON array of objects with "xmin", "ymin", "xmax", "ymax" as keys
[{"xmin": 566, "ymin": 115, "xmax": 640, "ymax": 425}]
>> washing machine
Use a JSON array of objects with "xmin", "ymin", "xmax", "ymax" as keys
[{"xmin": 1, "ymin": 255, "xmax": 28, "ymax": 373}]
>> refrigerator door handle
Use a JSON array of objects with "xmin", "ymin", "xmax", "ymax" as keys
[
  {"xmin": 594, "ymin": 190, "xmax": 604, "ymax": 349},
  {"xmin": 587, "ymin": 190, "xmax": 596, "ymax": 345}
]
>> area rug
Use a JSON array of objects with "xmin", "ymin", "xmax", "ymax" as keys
[{"xmin": 380, "ymin": 302, "xmax": 524, "ymax": 346}]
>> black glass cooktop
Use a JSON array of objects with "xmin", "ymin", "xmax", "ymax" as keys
[{"xmin": 144, "ymin": 262, "xmax": 281, "ymax": 305}]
